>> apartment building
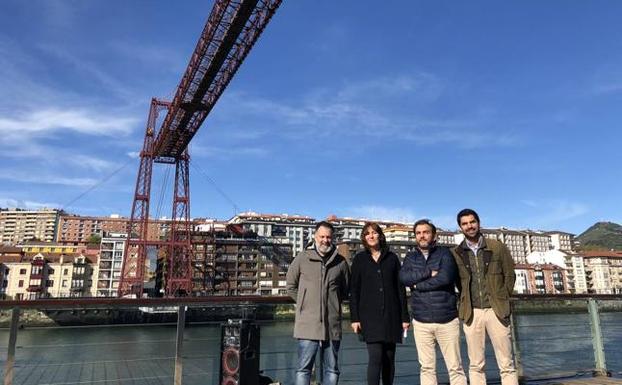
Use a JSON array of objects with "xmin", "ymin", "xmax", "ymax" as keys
[
  {"xmin": 0, "ymin": 208, "xmax": 61, "ymax": 245},
  {"xmin": 3, "ymin": 241, "xmax": 96, "ymax": 300},
  {"xmin": 567, "ymin": 254, "xmax": 588, "ymax": 294},
  {"xmin": 514, "ymin": 263, "xmax": 569, "ymax": 294},
  {"xmin": 0, "ymin": 245, "xmax": 21, "ymax": 298},
  {"xmin": 384, "ymin": 225, "xmax": 413, "ymax": 242},
  {"xmin": 57, "ymin": 214, "xmax": 170, "ymax": 244},
  {"xmin": 545, "ymin": 231, "xmax": 574, "ymax": 252},
  {"xmin": 326, "ymin": 215, "xmax": 406, "ymax": 243},
  {"xmin": 481, "ymin": 228, "xmax": 528, "ymax": 264},
  {"xmin": 582, "ymin": 251, "xmax": 622, "ymax": 294},
  {"xmin": 524, "ymin": 231, "xmax": 551, "ymax": 254},
  {"xmin": 96, "ymin": 233, "xmax": 127, "ymax": 297},
  {"xmin": 191, "ymin": 228, "xmax": 293, "ymax": 296},
  {"xmin": 229, "ymin": 212, "xmax": 315, "ymax": 256}
]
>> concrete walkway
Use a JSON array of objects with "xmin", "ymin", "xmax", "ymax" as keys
[{"xmin": 532, "ymin": 376, "xmax": 621, "ymax": 384}]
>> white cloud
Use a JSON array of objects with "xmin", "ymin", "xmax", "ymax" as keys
[
  {"xmin": 0, "ymin": 171, "xmax": 98, "ymax": 187},
  {"xmin": 0, "ymin": 197, "xmax": 61, "ymax": 209},
  {"xmin": 0, "ymin": 108, "xmax": 137, "ymax": 137},
  {"xmin": 216, "ymin": 74, "xmax": 521, "ymax": 148},
  {"xmin": 516, "ymin": 199, "xmax": 589, "ymax": 229}
]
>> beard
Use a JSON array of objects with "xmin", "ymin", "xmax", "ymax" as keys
[
  {"xmin": 417, "ymin": 239, "xmax": 434, "ymax": 250},
  {"xmin": 317, "ymin": 243, "xmax": 332, "ymax": 255}
]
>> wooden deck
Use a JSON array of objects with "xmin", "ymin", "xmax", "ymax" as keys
[{"xmin": 532, "ymin": 377, "xmax": 621, "ymax": 385}]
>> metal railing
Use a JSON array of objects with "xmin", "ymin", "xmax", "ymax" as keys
[{"xmin": 0, "ymin": 295, "xmax": 620, "ymax": 385}]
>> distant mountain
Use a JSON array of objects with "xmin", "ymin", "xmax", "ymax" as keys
[{"xmin": 576, "ymin": 222, "xmax": 622, "ymax": 251}]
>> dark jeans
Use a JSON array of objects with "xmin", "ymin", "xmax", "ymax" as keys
[{"xmin": 366, "ymin": 342, "xmax": 396, "ymax": 385}]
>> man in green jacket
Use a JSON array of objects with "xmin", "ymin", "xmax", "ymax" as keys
[
  {"xmin": 452, "ymin": 209, "xmax": 518, "ymax": 385},
  {"xmin": 286, "ymin": 221, "xmax": 350, "ymax": 385}
]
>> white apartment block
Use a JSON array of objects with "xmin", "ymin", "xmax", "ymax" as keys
[
  {"xmin": 514, "ymin": 268, "xmax": 530, "ymax": 294},
  {"xmin": 582, "ymin": 251, "xmax": 622, "ymax": 294},
  {"xmin": 384, "ymin": 225, "xmax": 412, "ymax": 242},
  {"xmin": 545, "ymin": 231, "xmax": 574, "ymax": 252},
  {"xmin": 569, "ymin": 254, "xmax": 588, "ymax": 294},
  {"xmin": 524, "ymin": 231, "xmax": 551, "ymax": 254},
  {"xmin": 229, "ymin": 212, "xmax": 315, "ymax": 256},
  {"xmin": 0, "ymin": 208, "xmax": 61, "ymax": 245},
  {"xmin": 97, "ymin": 233, "xmax": 127, "ymax": 297},
  {"xmin": 482, "ymin": 229, "xmax": 528, "ymax": 263}
]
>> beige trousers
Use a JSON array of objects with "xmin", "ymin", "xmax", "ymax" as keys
[
  {"xmin": 463, "ymin": 308, "xmax": 518, "ymax": 385},
  {"xmin": 413, "ymin": 318, "xmax": 467, "ymax": 385}
]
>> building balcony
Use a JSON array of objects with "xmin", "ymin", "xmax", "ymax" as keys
[
  {"xmin": 30, "ymin": 273, "xmax": 44, "ymax": 279},
  {"xmin": 26, "ymin": 285, "xmax": 43, "ymax": 292},
  {"xmin": 70, "ymin": 286, "xmax": 86, "ymax": 292},
  {"xmin": 31, "ymin": 260, "xmax": 45, "ymax": 266}
]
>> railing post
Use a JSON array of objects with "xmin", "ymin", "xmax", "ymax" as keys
[
  {"xmin": 587, "ymin": 298, "xmax": 607, "ymax": 376},
  {"xmin": 3, "ymin": 307, "xmax": 20, "ymax": 385},
  {"xmin": 174, "ymin": 305, "xmax": 187, "ymax": 385},
  {"xmin": 510, "ymin": 311, "xmax": 524, "ymax": 382}
]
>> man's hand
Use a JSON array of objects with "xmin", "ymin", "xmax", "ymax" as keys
[
  {"xmin": 351, "ymin": 322, "xmax": 361, "ymax": 334},
  {"xmin": 402, "ymin": 322, "xmax": 410, "ymax": 331},
  {"xmin": 431, "ymin": 270, "xmax": 438, "ymax": 277}
]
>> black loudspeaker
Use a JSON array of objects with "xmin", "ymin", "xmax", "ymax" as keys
[{"xmin": 220, "ymin": 319, "xmax": 261, "ymax": 385}]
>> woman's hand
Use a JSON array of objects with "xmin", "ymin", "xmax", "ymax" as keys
[{"xmin": 351, "ymin": 322, "xmax": 361, "ymax": 334}]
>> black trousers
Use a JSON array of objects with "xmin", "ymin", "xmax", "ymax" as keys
[{"xmin": 366, "ymin": 342, "xmax": 396, "ymax": 385}]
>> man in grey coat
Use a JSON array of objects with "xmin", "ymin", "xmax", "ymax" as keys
[{"xmin": 286, "ymin": 221, "xmax": 350, "ymax": 385}]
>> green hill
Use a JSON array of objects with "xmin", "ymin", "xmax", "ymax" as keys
[{"xmin": 576, "ymin": 222, "xmax": 622, "ymax": 251}]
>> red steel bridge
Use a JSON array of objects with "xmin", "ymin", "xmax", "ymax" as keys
[{"xmin": 118, "ymin": 0, "xmax": 283, "ymax": 298}]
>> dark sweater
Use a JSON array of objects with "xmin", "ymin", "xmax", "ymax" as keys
[
  {"xmin": 350, "ymin": 249, "xmax": 409, "ymax": 343},
  {"xmin": 399, "ymin": 244, "xmax": 459, "ymax": 323}
]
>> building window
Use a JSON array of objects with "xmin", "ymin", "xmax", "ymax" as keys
[
  {"xmin": 19, "ymin": 269, "xmax": 26, "ymax": 275},
  {"xmin": 63, "ymin": 269, "xmax": 69, "ymax": 275},
  {"xmin": 18, "ymin": 280, "xmax": 24, "ymax": 288},
  {"xmin": 62, "ymin": 280, "xmax": 68, "ymax": 288}
]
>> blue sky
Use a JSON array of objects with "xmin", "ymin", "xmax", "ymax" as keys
[{"xmin": 1, "ymin": 1, "xmax": 621, "ymax": 234}]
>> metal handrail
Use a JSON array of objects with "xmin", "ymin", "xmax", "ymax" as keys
[{"xmin": 2, "ymin": 295, "xmax": 621, "ymax": 385}]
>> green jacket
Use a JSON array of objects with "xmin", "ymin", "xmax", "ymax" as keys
[
  {"xmin": 286, "ymin": 246, "xmax": 350, "ymax": 340},
  {"xmin": 451, "ymin": 237, "xmax": 516, "ymax": 325}
]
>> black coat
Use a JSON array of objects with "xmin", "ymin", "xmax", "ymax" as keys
[
  {"xmin": 399, "ymin": 244, "xmax": 459, "ymax": 323},
  {"xmin": 350, "ymin": 249, "xmax": 409, "ymax": 343}
]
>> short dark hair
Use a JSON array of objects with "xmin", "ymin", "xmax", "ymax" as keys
[
  {"xmin": 360, "ymin": 222, "xmax": 387, "ymax": 252},
  {"xmin": 456, "ymin": 208, "xmax": 480, "ymax": 225},
  {"xmin": 413, "ymin": 219, "xmax": 436, "ymax": 235},
  {"xmin": 315, "ymin": 220, "xmax": 335, "ymax": 233}
]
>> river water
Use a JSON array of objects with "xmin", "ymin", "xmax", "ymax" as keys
[{"xmin": 0, "ymin": 312, "xmax": 620, "ymax": 385}]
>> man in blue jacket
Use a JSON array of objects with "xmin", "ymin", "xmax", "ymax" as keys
[{"xmin": 399, "ymin": 219, "xmax": 466, "ymax": 385}]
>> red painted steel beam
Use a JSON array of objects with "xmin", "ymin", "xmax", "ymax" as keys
[{"xmin": 153, "ymin": 0, "xmax": 282, "ymax": 158}]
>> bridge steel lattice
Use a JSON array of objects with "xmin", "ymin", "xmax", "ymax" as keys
[{"xmin": 118, "ymin": 0, "xmax": 283, "ymax": 298}]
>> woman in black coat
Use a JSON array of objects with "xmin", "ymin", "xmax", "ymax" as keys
[{"xmin": 350, "ymin": 222, "xmax": 410, "ymax": 385}]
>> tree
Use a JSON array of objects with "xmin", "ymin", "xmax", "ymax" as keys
[{"xmin": 87, "ymin": 234, "xmax": 102, "ymax": 246}]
